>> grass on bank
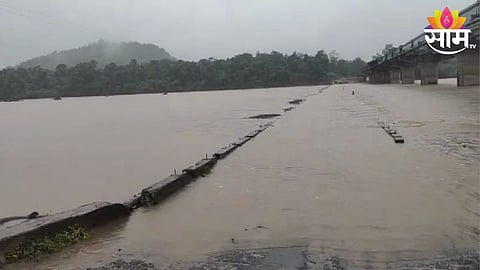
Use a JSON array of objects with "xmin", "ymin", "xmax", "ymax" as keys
[{"xmin": 6, "ymin": 226, "xmax": 89, "ymax": 263}]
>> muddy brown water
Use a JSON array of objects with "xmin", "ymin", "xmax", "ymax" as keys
[{"xmin": 1, "ymin": 80, "xmax": 478, "ymax": 269}]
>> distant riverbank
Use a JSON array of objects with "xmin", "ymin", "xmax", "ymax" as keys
[
  {"xmin": 0, "ymin": 81, "xmax": 333, "ymax": 102},
  {"xmin": 0, "ymin": 51, "xmax": 367, "ymax": 102}
]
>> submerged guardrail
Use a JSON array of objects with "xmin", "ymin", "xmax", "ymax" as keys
[
  {"xmin": 378, "ymin": 121, "xmax": 405, "ymax": 144},
  {"xmin": 0, "ymin": 85, "xmax": 329, "ymax": 264},
  {"xmin": 0, "ymin": 123, "xmax": 273, "ymax": 263}
]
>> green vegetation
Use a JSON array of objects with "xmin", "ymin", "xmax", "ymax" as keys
[
  {"xmin": 0, "ymin": 50, "xmax": 366, "ymax": 101},
  {"xmin": 5, "ymin": 226, "xmax": 89, "ymax": 263}
]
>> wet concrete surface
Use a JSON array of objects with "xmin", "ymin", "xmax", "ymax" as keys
[
  {"xmin": 84, "ymin": 247, "xmax": 480, "ymax": 270},
  {"xmin": 85, "ymin": 259, "xmax": 156, "ymax": 270},
  {"xmin": 1, "ymin": 80, "xmax": 479, "ymax": 269}
]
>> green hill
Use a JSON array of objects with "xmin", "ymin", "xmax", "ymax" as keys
[{"xmin": 18, "ymin": 40, "xmax": 176, "ymax": 70}]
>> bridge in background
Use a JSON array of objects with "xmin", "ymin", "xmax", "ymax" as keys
[{"xmin": 366, "ymin": 1, "xmax": 479, "ymax": 86}]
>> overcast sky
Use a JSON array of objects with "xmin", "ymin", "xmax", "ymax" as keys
[{"xmin": 0, "ymin": 0, "xmax": 475, "ymax": 68}]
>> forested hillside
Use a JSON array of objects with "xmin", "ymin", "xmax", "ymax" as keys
[
  {"xmin": 17, "ymin": 40, "xmax": 175, "ymax": 70},
  {"xmin": 0, "ymin": 50, "xmax": 366, "ymax": 101}
]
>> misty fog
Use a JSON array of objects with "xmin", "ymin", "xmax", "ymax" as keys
[{"xmin": 0, "ymin": 0, "xmax": 474, "ymax": 68}]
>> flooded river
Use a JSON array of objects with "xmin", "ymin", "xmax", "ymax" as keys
[
  {"xmin": 1, "ymin": 79, "xmax": 479, "ymax": 269},
  {"xmin": 0, "ymin": 88, "xmax": 307, "ymax": 216}
]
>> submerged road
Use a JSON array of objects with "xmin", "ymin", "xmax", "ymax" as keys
[{"xmin": 6, "ymin": 79, "xmax": 479, "ymax": 269}]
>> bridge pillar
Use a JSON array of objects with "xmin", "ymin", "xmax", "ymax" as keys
[
  {"xmin": 368, "ymin": 72, "xmax": 378, "ymax": 84},
  {"xmin": 400, "ymin": 66, "xmax": 415, "ymax": 84},
  {"xmin": 456, "ymin": 50, "xmax": 479, "ymax": 86},
  {"xmin": 383, "ymin": 70, "xmax": 392, "ymax": 83},
  {"xmin": 389, "ymin": 68, "xmax": 401, "ymax": 83},
  {"xmin": 418, "ymin": 62, "xmax": 438, "ymax": 85},
  {"xmin": 369, "ymin": 70, "xmax": 390, "ymax": 84}
]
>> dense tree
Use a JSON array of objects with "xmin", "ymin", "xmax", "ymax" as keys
[{"xmin": 0, "ymin": 51, "xmax": 366, "ymax": 101}]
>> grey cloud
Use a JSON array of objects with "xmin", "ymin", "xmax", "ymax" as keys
[{"xmin": 0, "ymin": 0, "xmax": 475, "ymax": 68}]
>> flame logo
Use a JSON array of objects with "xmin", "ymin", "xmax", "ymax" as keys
[{"xmin": 426, "ymin": 7, "xmax": 466, "ymax": 29}]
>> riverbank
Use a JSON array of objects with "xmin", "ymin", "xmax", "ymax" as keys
[
  {"xmin": 0, "ymin": 50, "xmax": 365, "ymax": 102},
  {"xmin": 0, "ymin": 82, "xmax": 331, "ymax": 103}
]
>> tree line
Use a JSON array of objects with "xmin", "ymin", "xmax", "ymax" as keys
[{"xmin": 0, "ymin": 51, "xmax": 366, "ymax": 101}]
